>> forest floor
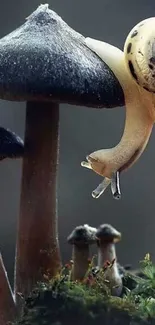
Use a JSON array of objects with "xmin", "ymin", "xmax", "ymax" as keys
[{"xmin": 16, "ymin": 255, "xmax": 155, "ymax": 325}]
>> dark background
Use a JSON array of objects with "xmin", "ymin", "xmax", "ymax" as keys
[{"xmin": 0, "ymin": 0, "xmax": 155, "ymax": 285}]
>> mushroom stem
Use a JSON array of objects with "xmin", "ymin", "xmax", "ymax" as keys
[
  {"xmin": 14, "ymin": 101, "xmax": 61, "ymax": 304},
  {"xmin": 0, "ymin": 253, "xmax": 16, "ymax": 324},
  {"xmin": 98, "ymin": 242, "xmax": 116, "ymax": 267},
  {"xmin": 83, "ymin": 38, "xmax": 154, "ymax": 180},
  {"xmin": 98, "ymin": 242, "xmax": 122, "ymax": 296},
  {"xmin": 71, "ymin": 244, "xmax": 89, "ymax": 281}
]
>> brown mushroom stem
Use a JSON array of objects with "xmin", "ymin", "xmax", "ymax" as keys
[
  {"xmin": 0, "ymin": 253, "xmax": 16, "ymax": 324},
  {"xmin": 71, "ymin": 244, "xmax": 89, "ymax": 281},
  {"xmin": 14, "ymin": 101, "xmax": 61, "ymax": 304}
]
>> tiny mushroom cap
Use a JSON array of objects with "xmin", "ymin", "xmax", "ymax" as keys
[
  {"xmin": 67, "ymin": 224, "xmax": 97, "ymax": 246},
  {"xmin": 0, "ymin": 127, "xmax": 24, "ymax": 160},
  {"xmin": 96, "ymin": 224, "xmax": 122, "ymax": 244}
]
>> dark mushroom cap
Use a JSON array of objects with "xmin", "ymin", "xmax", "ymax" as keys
[
  {"xmin": 0, "ymin": 127, "xmax": 24, "ymax": 159},
  {"xmin": 0, "ymin": 4, "xmax": 124, "ymax": 108},
  {"xmin": 96, "ymin": 224, "xmax": 121, "ymax": 243},
  {"xmin": 67, "ymin": 224, "xmax": 97, "ymax": 246}
]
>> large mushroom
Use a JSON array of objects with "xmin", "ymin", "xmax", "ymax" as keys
[
  {"xmin": 96, "ymin": 224, "xmax": 122, "ymax": 296},
  {"xmin": 81, "ymin": 18, "xmax": 155, "ymax": 199},
  {"xmin": 0, "ymin": 4, "xmax": 124, "ymax": 306},
  {"xmin": 67, "ymin": 224, "xmax": 97, "ymax": 281}
]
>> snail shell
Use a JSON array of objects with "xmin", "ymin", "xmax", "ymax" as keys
[{"xmin": 124, "ymin": 17, "xmax": 155, "ymax": 93}]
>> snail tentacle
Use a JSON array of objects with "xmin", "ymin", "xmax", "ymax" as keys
[
  {"xmin": 111, "ymin": 172, "xmax": 121, "ymax": 200},
  {"xmin": 92, "ymin": 177, "xmax": 111, "ymax": 198},
  {"xmin": 81, "ymin": 161, "xmax": 92, "ymax": 169}
]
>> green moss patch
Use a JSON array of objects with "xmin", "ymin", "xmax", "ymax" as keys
[{"xmin": 16, "ymin": 255, "xmax": 155, "ymax": 325}]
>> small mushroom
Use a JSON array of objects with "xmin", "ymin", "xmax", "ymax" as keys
[
  {"xmin": 0, "ymin": 127, "xmax": 24, "ymax": 160},
  {"xmin": 0, "ymin": 128, "xmax": 23, "ymax": 324},
  {"xmin": 67, "ymin": 224, "xmax": 97, "ymax": 281},
  {"xmin": 96, "ymin": 224, "xmax": 122, "ymax": 296}
]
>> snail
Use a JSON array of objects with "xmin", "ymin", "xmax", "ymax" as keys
[{"xmin": 81, "ymin": 18, "xmax": 155, "ymax": 199}]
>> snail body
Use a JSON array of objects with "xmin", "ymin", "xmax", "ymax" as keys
[{"xmin": 81, "ymin": 18, "xmax": 155, "ymax": 198}]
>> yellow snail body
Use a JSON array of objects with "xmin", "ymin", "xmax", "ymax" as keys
[{"xmin": 81, "ymin": 18, "xmax": 155, "ymax": 199}]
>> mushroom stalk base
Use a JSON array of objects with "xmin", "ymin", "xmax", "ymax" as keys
[
  {"xmin": 0, "ymin": 254, "xmax": 16, "ymax": 324},
  {"xmin": 72, "ymin": 245, "xmax": 89, "ymax": 281},
  {"xmin": 14, "ymin": 101, "xmax": 61, "ymax": 305}
]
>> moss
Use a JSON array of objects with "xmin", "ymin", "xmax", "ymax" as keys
[{"xmin": 15, "ymin": 255, "xmax": 155, "ymax": 325}]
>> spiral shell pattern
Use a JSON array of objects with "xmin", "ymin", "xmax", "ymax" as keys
[{"xmin": 124, "ymin": 17, "xmax": 155, "ymax": 93}]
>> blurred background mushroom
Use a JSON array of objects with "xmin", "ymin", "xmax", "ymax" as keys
[
  {"xmin": 0, "ymin": 127, "xmax": 24, "ymax": 160},
  {"xmin": 67, "ymin": 224, "xmax": 97, "ymax": 280},
  {"xmin": 96, "ymin": 224, "xmax": 123, "ymax": 296}
]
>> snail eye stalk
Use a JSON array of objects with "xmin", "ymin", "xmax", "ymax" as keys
[
  {"xmin": 92, "ymin": 171, "xmax": 121, "ymax": 200},
  {"xmin": 111, "ymin": 171, "xmax": 121, "ymax": 200},
  {"xmin": 92, "ymin": 177, "xmax": 111, "ymax": 198}
]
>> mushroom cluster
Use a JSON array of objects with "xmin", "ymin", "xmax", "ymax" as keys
[
  {"xmin": 67, "ymin": 223, "xmax": 123, "ymax": 297},
  {"xmin": 67, "ymin": 223, "xmax": 144, "ymax": 297}
]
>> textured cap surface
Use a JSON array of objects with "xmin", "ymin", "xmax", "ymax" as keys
[
  {"xmin": 96, "ymin": 224, "xmax": 121, "ymax": 242},
  {"xmin": 0, "ymin": 4, "xmax": 124, "ymax": 108},
  {"xmin": 67, "ymin": 224, "xmax": 97, "ymax": 245}
]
